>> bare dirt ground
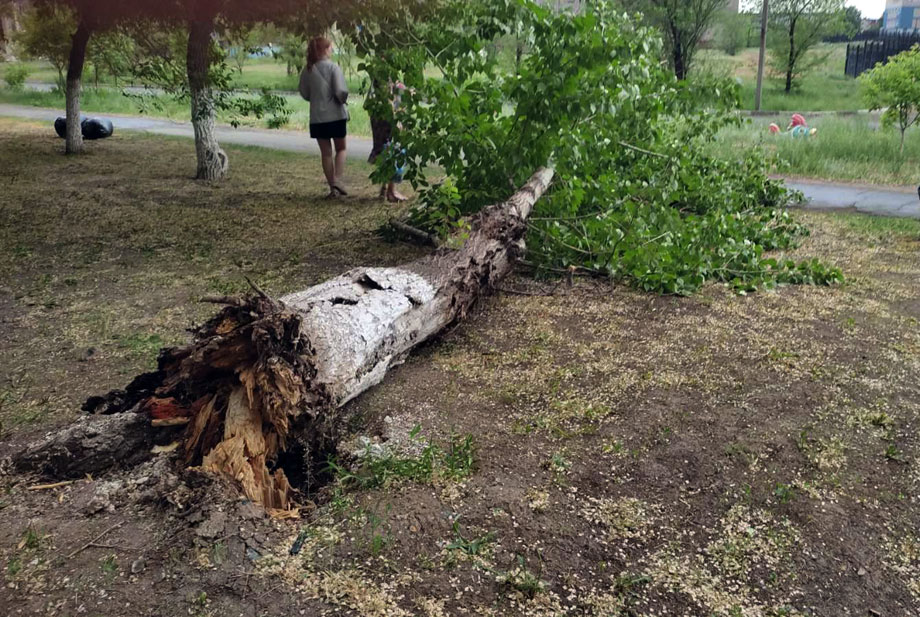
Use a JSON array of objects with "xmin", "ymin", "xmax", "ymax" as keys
[{"xmin": 1, "ymin": 120, "xmax": 919, "ymax": 617}]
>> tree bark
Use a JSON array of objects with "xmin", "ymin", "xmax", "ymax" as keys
[
  {"xmin": 65, "ymin": 21, "xmax": 92, "ymax": 155},
  {"xmin": 11, "ymin": 168, "xmax": 555, "ymax": 513},
  {"xmin": 785, "ymin": 18, "xmax": 797, "ymax": 93},
  {"xmin": 187, "ymin": 15, "xmax": 228, "ymax": 181},
  {"xmin": 670, "ymin": 23, "xmax": 686, "ymax": 80}
]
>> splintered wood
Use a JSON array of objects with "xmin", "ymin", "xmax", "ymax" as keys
[{"xmin": 200, "ymin": 387, "xmax": 292, "ymax": 511}]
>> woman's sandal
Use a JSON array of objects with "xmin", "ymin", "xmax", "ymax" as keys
[{"xmin": 332, "ymin": 183, "xmax": 349, "ymax": 196}]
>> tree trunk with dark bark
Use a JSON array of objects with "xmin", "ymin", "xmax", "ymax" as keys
[
  {"xmin": 10, "ymin": 168, "xmax": 555, "ymax": 514},
  {"xmin": 65, "ymin": 21, "xmax": 92, "ymax": 155},
  {"xmin": 187, "ymin": 15, "xmax": 228, "ymax": 181},
  {"xmin": 785, "ymin": 18, "xmax": 797, "ymax": 93},
  {"xmin": 670, "ymin": 24, "xmax": 686, "ymax": 81}
]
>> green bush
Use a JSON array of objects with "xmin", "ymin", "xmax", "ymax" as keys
[
  {"xmin": 860, "ymin": 45, "xmax": 920, "ymax": 154},
  {"xmin": 3, "ymin": 64, "xmax": 31, "ymax": 91}
]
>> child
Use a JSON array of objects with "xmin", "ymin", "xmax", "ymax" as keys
[{"xmin": 368, "ymin": 81, "xmax": 408, "ymax": 203}]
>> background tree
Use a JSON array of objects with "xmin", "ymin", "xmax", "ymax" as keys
[
  {"xmin": 25, "ymin": 1, "xmax": 139, "ymax": 154},
  {"xmin": 860, "ymin": 46, "xmax": 920, "ymax": 154},
  {"xmin": 146, "ymin": 0, "xmax": 339, "ymax": 181},
  {"xmin": 622, "ymin": 0, "xmax": 728, "ymax": 79},
  {"xmin": 717, "ymin": 10, "xmax": 754, "ymax": 56},
  {"xmin": 843, "ymin": 5, "xmax": 861, "ymax": 38},
  {"xmin": 86, "ymin": 29, "xmax": 134, "ymax": 87},
  {"xmin": 13, "ymin": 3, "xmax": 73, "ymax": 90},
  {"xmin": 766, "ymin": 0, "xmax": 846, "ymax": 92}
]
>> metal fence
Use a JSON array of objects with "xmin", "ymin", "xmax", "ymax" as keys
[{"xmin": 845, "ymin": 31, "xmax": 920, "ymax": 77}]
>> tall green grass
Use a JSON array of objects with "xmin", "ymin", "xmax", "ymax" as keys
[
  {"xmin": 711, "ymin": 117, "xmax": 920, "ymax": 186},
  {"xmin": 696, "ymin": 43, "xmax": 865, "ymax": 112}
]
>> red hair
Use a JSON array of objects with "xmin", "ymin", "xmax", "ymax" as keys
[{"xmin": 307, "ymin": 37, "xmax": 332, "ymax": 71}]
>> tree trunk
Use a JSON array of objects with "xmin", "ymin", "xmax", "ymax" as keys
[
  {"xmin": 11, "ymin": 168, "xmax": 555, "ymax": 514},
  {"xmin": 65, "ymin": 22, "xmax": 92, "ymax": 155},
  {"xmin": 187, "ymin": 16, "xmax": 228, "ymax": 181},
  {"xmin": 785, "ymin": 18, "xmax": 796, "ymax": 94},
  {"xmin": 671, "ymin": 24, "xmax": 686, "ymax": 81}
]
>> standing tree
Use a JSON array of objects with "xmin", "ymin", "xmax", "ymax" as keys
[
  {"xmin": 27, "ymin": 1, "xmax": 137, "ymax": 154},
  {"xmin": 153, "ymin": 1, "xmax": 330, "ymax": 181},
  {"xmin": 13, "ymin": 4, "xmax": 73, "ymax": 91},
  {"xmin": 622, "ymin": 0, "xmax": 728, "ymax": 79},
  {"xmin": 717, "ymin": 10, "xmax": 754, "ymax": 56},
  {"xmin": 843, "ymin": 5, "xmax": 861, "ymax": 38},
  {"xmin": 860, "ymin": 46, "xmax": 920, "ymax": 154},
  {"xmin": 766, "ymin": 0, "xmax": 846, "ymax": 92}
]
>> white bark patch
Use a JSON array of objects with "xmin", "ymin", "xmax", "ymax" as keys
[{"xmin": 282, "ymin": 268, "xmax": 437, "ymax": 404}]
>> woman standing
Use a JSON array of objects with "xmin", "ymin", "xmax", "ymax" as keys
[{"xmin": 300, "ymin": 37, "xmax": 349, "ymax": 198}]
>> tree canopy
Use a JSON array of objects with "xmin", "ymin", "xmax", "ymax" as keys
[
  {"xmin": 621, "ymin": 0, "xmax": 728, "ymax": 80},
  {"xmin": 860, "ymin": 45, "xmax": 920, "ymax": 153},
  {"xmin": 766, "ymin": 0, "xmax": 847, "ymax": 92}
]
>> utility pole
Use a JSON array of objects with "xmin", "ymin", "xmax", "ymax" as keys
[{"xmin": 755, "ymin": 0, "xmax": 769, "ymax": 111}]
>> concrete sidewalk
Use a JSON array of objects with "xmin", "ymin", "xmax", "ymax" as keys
[
  {"xmin": 2, "ymin": 103, "xmax": 918, "ymax": 219},
  {"xmin": 0, "ymin": 103, "xmax": 375, "ymax": 160},
  {"xmin": 785, "ymin": 179, "xmax": 920, "ymax": 220}
]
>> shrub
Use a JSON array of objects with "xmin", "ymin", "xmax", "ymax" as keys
[
  {"xmin": 860, "ymin": 45, "xmax": 920, "ymax": 154},
  {"xmin": 3, "ymin": 64, "xmax": 31, "ymax": 91}
]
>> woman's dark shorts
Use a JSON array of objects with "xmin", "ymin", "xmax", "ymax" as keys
[{"xmin": 310, "ymin": 119, "xmax": 348, "ymax": 140}]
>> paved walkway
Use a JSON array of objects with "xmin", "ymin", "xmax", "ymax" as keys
[
  {"xmin": 0, "ymin": 103, "xmax": 375, "ymax": 160},
  {"xmin": 1, "ymin": 103, "xmax": 918, "ymax": 219},
  {"xmin": 785, "ymin": 179, "xmax": 920, "ymax": 219}
]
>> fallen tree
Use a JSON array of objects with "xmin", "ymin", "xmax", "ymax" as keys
[{"xmin": 10, "ymin": 167, "xmax": 554, "ymax": 514}]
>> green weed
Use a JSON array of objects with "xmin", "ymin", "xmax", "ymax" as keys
[
  {"xmin": 100, "ymin": 554, "xmax": 118, "ymax": 577},
  {"xmin": 6, "ymin": 557, "xmax": 22, "ymax": 576},
  {"xmin": 773, "ymin": 483, "xmax": 795, "ymax": 504},
  {"xmin": 497, "ymin": 555, "xmax": 545, "ymax": 598},
  {"xmin": 446, "ymin": 520, "xmax": 495, "ymax": 557},
  {"xmin": 328, "ymin": 430, "xmax": 476, "ymax": 489}
]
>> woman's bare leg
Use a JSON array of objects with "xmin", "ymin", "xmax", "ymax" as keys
[
  {"xmin": 333, "ymin": 137, "xmax": 347, "ymax": 183},
  {"xmin": 316, "ymin": 139, "xmax": 336, "ymax": 190}
]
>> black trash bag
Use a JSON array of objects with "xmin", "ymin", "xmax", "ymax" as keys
[
  {"xmin": 54, "ymin": 116, "xmax": 114, "ymax": 140},
  {"xmin": 54, "ymin": 116, "xmax": 86, "ymax": 139},
  {"xmin": 81, "ymin": 117, "xmax": 114, "ymax": 140}
]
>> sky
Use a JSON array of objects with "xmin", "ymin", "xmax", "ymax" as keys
[
  {"xmin": 742, "ymin": 1, "xmax": 886, "ymax": 19},
  {"xmin": 847, "ymin": 0, "xmax": 885, "ymax": 19}
]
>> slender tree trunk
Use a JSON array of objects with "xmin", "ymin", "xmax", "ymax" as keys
[
  {"xmin": 755, "ymin": 0, "xmax": 770, "ymax": 111},
  {"xmin": 187, "ymin": 15, "xmax": 228, "ymax": 181},
  {"xmin": 65, "ymin": 22, "xmax": 92, "ymax": 155},
  {"xmin": 671, "ymin": 24, "xmax": 686, "ymax": 80},
  {"xmin": 785, "ymin": 18, "xmax": 796, "ymax": 93}
]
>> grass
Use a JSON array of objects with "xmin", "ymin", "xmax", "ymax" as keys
[
  {"xmin": 697, "ymin": 43, "xmax": 864, "ymax": 112},
  {"xmin": 0, "ymin": 56, "xmax": 365, "ymax": 91},
  {"xmin": 710, "ymin": 116, "xmax": 920, "ymax": 186},
  {"xmin": 0, "ymin": 118, "xmax": 419, "ymax": 429}
]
